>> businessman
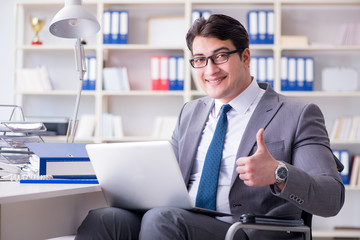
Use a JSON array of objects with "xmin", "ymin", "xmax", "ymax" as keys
[{"xmin": 76, "ymin": 14, "xmax": 344, "ymax": 239}]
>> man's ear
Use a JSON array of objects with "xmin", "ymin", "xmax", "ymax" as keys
[{"xmin": 242, "ymin": 48, "xmax": 251, "ymax": 68}]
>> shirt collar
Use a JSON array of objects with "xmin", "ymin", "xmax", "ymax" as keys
[{"xmin": 214, "ymin": 79, "xmax": 262, "ymax": 116}]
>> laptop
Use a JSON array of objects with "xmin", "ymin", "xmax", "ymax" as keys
[{"xmin": 86, "ymin": 141, "xmax": 231, "ymax": 217}]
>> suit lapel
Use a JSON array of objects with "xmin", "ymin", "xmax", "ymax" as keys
[
  {"xmin": 230, "ymin": 84, "xmax": 283, "ymax": 186},
  {"xmin": 179, "ymin": 97, "xmax": 214, "ymax": 184}
]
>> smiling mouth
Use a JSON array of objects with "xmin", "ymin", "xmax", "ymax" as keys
[{"xmin": 206, "ymin": 77, "xmax": 225, "ymax": 84}]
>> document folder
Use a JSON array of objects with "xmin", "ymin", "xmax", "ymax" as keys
[{"xmin": 25, "ymin": 142, "xmax": 96, "ymax": 179}]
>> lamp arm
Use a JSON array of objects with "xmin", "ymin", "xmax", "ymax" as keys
[{"xmin": 67, "ymin": 38, "xmax": 86, "ymax": 143}]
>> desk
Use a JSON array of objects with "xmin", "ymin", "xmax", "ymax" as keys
[{"xmin": 0, "ymin": 182, "xmax": 107, "ymax": 240}]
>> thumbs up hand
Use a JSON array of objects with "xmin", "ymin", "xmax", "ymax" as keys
[{"xmin": 236, "ymin": 128, "xmax": 279, "ymax": 187}]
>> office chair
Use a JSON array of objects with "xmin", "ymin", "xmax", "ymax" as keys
[{"xmin": 225, "ymin": 153, "xmax": 344, "ymax": 240}]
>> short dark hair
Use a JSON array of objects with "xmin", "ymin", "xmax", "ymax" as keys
[{"xmin": 186, "ymin": 14, "xmax": 249, "ymax": 55}]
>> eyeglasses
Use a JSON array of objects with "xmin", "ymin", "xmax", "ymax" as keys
[{"xmin": 189, "ymin": 49, "xmax": 241, "ymax": 69}]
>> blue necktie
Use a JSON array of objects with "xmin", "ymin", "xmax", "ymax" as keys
[{"xmin": 195, "ymin": 104, "xmax": 232, "ymax": 210}]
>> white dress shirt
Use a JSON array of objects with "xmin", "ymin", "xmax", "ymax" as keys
[{"xmin": 188, "ymin": 79, "xmax": 265, "ymax": 222}]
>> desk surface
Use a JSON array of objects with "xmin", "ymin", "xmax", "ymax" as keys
[
  {"xmin": 0, "ymin": 182, "xmax": 101, "ymax": 204},
  {"xmin": 0, "ymin": 182, "xmax": 105, "ymax": 240}
]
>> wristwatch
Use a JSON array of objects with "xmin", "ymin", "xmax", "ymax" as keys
[{"xmin": 275, "ymin": 161, "xmax": 288, "ymax": 185}]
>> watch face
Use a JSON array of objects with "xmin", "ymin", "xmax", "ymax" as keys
[{"xmin": 277, "ymin": 167, "xmax": 288, "ymax": 179}]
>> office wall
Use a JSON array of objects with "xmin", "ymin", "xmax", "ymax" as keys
[
  {"xmin": 0, "ymin": 0, "xmax": 44, "ymax": 119},
  {"xmin": 0, "ymin": 0, "xmax": 15, "ymax": 107}
]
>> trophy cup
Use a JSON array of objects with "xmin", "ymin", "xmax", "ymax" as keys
[{"xmin": 30, "ymin": 17, "xmax": 45, "ymax": 45}]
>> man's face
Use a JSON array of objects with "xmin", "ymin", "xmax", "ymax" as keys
[{"xmin": 192, "ymin": 36, "xmax": 251, "ymax": 103}]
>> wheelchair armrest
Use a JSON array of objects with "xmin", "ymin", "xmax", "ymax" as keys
[
  {"xmin": 239, "ymin": 213, "xmax": 304, "ymax": 227},
  {"xmin": 225, "ymin": 214, "xmax": 311, "ymax": 240}
]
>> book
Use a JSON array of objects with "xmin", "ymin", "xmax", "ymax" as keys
[
  {"xmin": 103, "ymin": 10, "xmax": 111, "ymax": 44},
  {"xmin": 159, "ymin": 55, "xmax": 169, "ymax": 90},
  {"xmin": 110, "ymin": 10, "xmax": 120, "ymax": 44},
  {"xmin": 322, "ymin": 67, "xmax": 358, "ymax": 92},
  {"xmin": 147, "ymin": 16, "xmax": 186, "ymax": 46},
  {"xmin": 20, "ymin": 178, "xmax": 98, "ymax": 184},
  {"xmin": 176, "ymin": 56, "xmax": 185, "ymax": 91},
  {"xmin": 25, "ymin": 142, "xmax": 96, "ymax": 179},
  {"xmin": 305, "ymin": 58, "xmax": 314, "ymax": 91},
  {"xmin": 76, "ymin": 114, "xmax": 96, "ymax": 139},
  {"xmin": 151, "ymin": 56, "xmax": 161, "ymax": 90},
  {"xmin": 101, "ymin": 113, "xmax": 124, "ymax": 138},
  {"xmin": 280, "ymin": 57, "xmax": 288, "ymax": 91},
  {"xmin": 103, "ymin": 67, "xmax": 130, "ymax": 91},
  {"xmin": 280, "ymin": 35, "xmax": 309, "ymax": 46},
  {"xmin": 250, "ymin": 57, "xmax": 258, "ymax": 80},
  {"xmin": 37, "ymin": 65, "xmax": 53, "ymax": 91},
  {"xmin": 113, "ymin": 115, "xmax": 124, "ymax": 138},
  {"xmin": 247, "ymin": 10, "xmax": 274, "ymax": 44},
  {"xmin": 266, "ymin": 57, "xmax": 274, "ymax": 88},
  {"xmin": 82, "ymin": 56, "xmax": 90, "ymax": 90},
  {"xmin": 349, "ymin": 155, "xmax": 360, "ymax": 187},
  {"xmin": 152, "ymin": 116, "xmax": 177, "ymax": 139},
  {"xmin": 191, "ymin": 10, "xmax": 212, "ymax": 24},
  {"xmin": 119, "ymin": 11, "xmax": 129, "ymax": 44},
  {"xmin": 17, "ymin": 68, "xmax": 44, "ymax": 92},
  {"xmin": 168, "ymin": 56, "xmax": 177, "ymax": 90},
  {"xmin": 88, "ymin": 56, "xmax": 97, "ymax": 90}
]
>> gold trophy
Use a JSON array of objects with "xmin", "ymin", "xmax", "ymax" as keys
[{"xmin": 30, "ymin": 17, "xmax": 45, "ymax": 45}]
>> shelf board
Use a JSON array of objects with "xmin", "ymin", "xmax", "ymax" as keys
[
  {"xmin": 344, "ymin": 185, "xmax": 360, "ymax": 191},
  {"xmin": 281, "ymin": 45, "xmax": 360, "ymax": 51},
  {"xmin": 17, "ymin": 90, "xmax": 97, "ymax": 96},
  {"xmin": 282, "ymin": 91, "xmax": 360, "ymax": 97},
  {"xmin": 103, "ymin": 0, "xmax": 185, "ymax": 4},
  {"xmin": 313, "ymin": 229, "xmax": 360, "ymax": 238},
  {"xmin": 191, "ymin": 0, "xmax": 275, "ymax": 4},
  {"xmin": 280, "ymin": 0, "xmax": 360, "ymax": 5},
  {"xmin": 102, "ymin": 44, "xmax": 184, "ymax": 50},
  {"xmin": 249, "ymin": 44, "xmax": 275, "ymax": 51},
  {"xmin": 331, "ymin": 139, "xmax": 360, "ymax": 145},
  {"xmin": 191, "ymin": 90, "xmax": 206, "ymax": 96},
  {"xmin": 17, "ymin": 45, "xmax": 98, "ymax": 51},
  {"xmin": 101, "ymin": 90, "xmax": 185, "ymax": 96},
  {"xmin": 17, "ymin": 90, "xmax": 186, "ymax": 97},
  {"xmin": 101, "ymin": 136, "xmax": 170, "ymax": 142}
]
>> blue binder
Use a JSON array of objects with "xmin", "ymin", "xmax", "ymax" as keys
[
  {"xmin": 305, "ymin": 57, "xmax": 314, "ymax": 91},
  {"xmin": 248, "ymin": 10, "xmax": 274, "ymax": 44},
  {"xmin": 168, "ymin": 56, "xmax": 177, "ymax": 91},
  {"xmin": 176, "ymin": 56, "xmax": 185, "ymax": 91},
  {"xmin": 110, "ymin": 10, "xmax": 120, "ymax": 44},
  {"xmin": 88, "ymin": 56, "xmax": 97, "ymax": 90},
  {"xmin": 25, "ymin": 142, "xmax": 96, "ymax": 179},
  {"xmin": 82, "ymin": 56, "xmax": 90, "ymax": 90},
  {"xmin": 119, "ymin": 11, "xmax": 129, "ymax": 44},
  {"xmin": 103, "ymin": 10, "xmax": 111, "ymax": 44},
  {"xmin": 333, "ymin": 149, "xmax": 350, "ymax": 185},
  {"xmin": 248, "ymin": 10, "xmax": 259, "ymax": 44}
]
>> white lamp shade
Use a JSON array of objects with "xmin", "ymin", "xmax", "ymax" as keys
[{"xmin": 49, "ymin": 0, "xmax": 100, "ymax": 38}]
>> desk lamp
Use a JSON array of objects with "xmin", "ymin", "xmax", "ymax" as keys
[{"xmin": 49, "ymin": 0, "xmax": 100, "ymax": 143}]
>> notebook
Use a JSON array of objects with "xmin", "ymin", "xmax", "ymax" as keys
[{"xmin": 86, "ymin": 141, "xmax": 231, "ymax": 217}]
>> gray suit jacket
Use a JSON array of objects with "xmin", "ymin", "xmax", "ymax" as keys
[{"xmin": 170, "ymin": 83, "xmax": 345, "ymax": 239}]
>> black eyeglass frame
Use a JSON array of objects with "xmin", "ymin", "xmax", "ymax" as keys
[{"xmin": 189, "ymin": 48, "xmax": 244, "ymax": 69}]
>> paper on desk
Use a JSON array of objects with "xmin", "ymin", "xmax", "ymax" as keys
[
  {"xmin": 2, "ymin": 135, "xmax": 43, "ymax": 148},
  {"xmin": 3, "ymin": 122, "xmax": 46, "ymax": 132}
]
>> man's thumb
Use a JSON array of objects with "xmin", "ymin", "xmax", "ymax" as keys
[{"xmin": 256, "ymin": 128, "xmax": 266, "ymax": 153}]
